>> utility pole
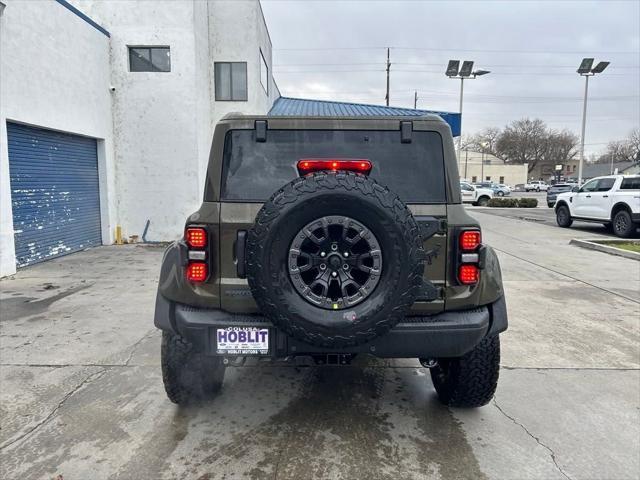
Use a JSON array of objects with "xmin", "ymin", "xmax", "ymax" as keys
[
  {"xmin": 414, "ymin": 90, "xmax": 418, "ymax": 109},
  {"xmin": 385, "ymin": 48, "xmax": 390, "ymax": 106}
]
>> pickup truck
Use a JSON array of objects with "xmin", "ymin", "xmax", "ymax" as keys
[
  {"xmin": 525, "ymin": 180, "xmax": 549, "ymax": 192},
  {"xmin": 554, "ymin": 175, "xmax": 640, "ymax": 237},
  {"xmin": 460, "ymin": 182, "xmax": 493, "ymax": 206}
]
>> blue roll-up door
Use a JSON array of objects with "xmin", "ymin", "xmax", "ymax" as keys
[{"xmin": 7, "ymin": 122, "xmax": 102, "ymax": 267}]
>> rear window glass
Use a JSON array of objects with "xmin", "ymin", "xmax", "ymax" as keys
[
  {"xmin": 220, "ymin": 129, "xmax": 446, "ymax": 203},
  {"xmin": 621, "ymin": 177, "xmax": 640, "ymax": 190}
]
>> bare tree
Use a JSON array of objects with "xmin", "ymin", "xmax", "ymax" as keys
[
  {"xmin": 495, "ymin": 119, "xmax": 548, "ymax": 173},
  {"xmin": 542, "ymin": 129, "xmax": 579, "ymax": 166},
  {"xmin": 599, "ymin": 128, "xmax": 640, "ymax": 163},
  {"xmin": 464, "ymin": 127, "xmax": 502, "ymax": 157}
]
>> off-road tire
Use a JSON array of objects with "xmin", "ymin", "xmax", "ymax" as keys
[
  {"xmin": 246, "ymin": 171, "xmax": 425, "ymax": 348},
  {"xmin": 476, "ymin": 196, "xmax": 490, "ymax": 207},
  {"xmin": 556, "ymin": 205, "xmax": 573, "ymax": 228},
  {"xmin": 161, "ymin": 331, "xmax": 225, "ymax": 405},
  {"xmin": 430, "ymin": 335, "xmax": 500, "ymax": 408},
  {"xmin": 612, "ymin": 210, "xmax": 635, "ymax": 238}
]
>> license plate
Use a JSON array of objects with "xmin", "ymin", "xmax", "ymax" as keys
[{"xmin": 216, "ymin": 327, "xmax": 269, "ymax": 355}]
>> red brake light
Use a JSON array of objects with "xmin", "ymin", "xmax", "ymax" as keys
[
  {"xmin": 460, "ymin": 230, "xmax": 481, "ymax": 251},
  {"xmin": 186, "ymin": 227, "xmax": 207, "ymax": 248},
  {"xmin": 458, "ymin": 265, "xmax": 479, "ymax": 285},
  {"xmin": 186, "ymin": 262, "xmax": 208, "ymax": 282},
  {"xmin": 297, "ymin": 159, "xmax": 372, "ymax": 176}
]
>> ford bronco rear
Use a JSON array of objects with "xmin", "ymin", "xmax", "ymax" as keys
[{"xmin": 154, "ymin": 114, "xmax": 508, "ymax": 408}]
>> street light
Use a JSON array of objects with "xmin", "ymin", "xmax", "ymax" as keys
[
  {"xmin": 577, "ymin": 57, "xmax": 609, "ymax": 185},
  {"xmin": 446, "ymin": 60, "xmax": 491, "ymax": 160}
]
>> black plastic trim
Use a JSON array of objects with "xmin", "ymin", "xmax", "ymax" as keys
[
  {"xmin": 236, "ymin": 230, "xmax": 247, "ymax": 278},
  {"xmin": 158, "ymin": 301, "xmax": 496, "ymax": 358}
]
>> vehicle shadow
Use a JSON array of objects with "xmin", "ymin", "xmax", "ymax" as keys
[{"xmin": 176, "ymin": 359, "xmax": 487, "ymax": 480}]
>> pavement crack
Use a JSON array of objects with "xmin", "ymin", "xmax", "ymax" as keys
[
  {"xmin": 493, "ymin": 397, "xmax": 573, "ymax": 480},
  {"xmin": 124, "ymin": 330, "xmax": 156, "ymax": 366},
  {"xmin": 0, "ymin": 367, "xmax": 108, "ymax": 451}
]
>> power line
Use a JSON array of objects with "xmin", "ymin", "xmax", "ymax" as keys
[{"xmin": 274, "ymin": 46, "xmax": 640, "ymax": 55}]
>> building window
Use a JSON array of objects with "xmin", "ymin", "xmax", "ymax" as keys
[
  {"xmin": 215, "ymin": 62, "xmax": 248, "ymax": 101},
  {"xmin": 499, "ymin": 176, "xmax": 505, "ymax": 184},
  {"xmin": 471, "ymin": 176, "xmax": 477, "ymax": 183},
  {"xmin": 129, "ymin": 46, "xmax": 170, "ymax": 72},
  {"xmin": 260, "ymin": 50, "xmax": 268, "ymax": 95},
  {"xmin": 485, "ymin": 176, "xmax": 491, "ymax": 181}
]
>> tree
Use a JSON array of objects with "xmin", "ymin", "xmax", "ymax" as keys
[
  {"xmin": 495, "ymin": 119, "xmax": 548, "ymax": 173},
  {"xmin": 598, "ymin": 128, "xmax": 640, "ymax": 163},
  {"xmin": 493, "ymin": 119, "xmax": 578, "ymax": 173},
  {"xmin": 542, "ymin": 129, "xmax": 579, "ymax": 166},
  {"xmin": 463, "ymin": 128, "xmax": 502, "ymax": 158}
]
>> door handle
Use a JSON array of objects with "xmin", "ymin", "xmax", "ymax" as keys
[
  {"xmin": 603, "ymin": 195, "xmax": 608, "ymax": 198},
  {"xmin": 585, "ymin": 195, "xmax": 591, "ymax": 198}
]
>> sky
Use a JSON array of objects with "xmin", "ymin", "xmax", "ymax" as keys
[{"xmin": 260, "ymin": 0, "xmax": 640, "ymax": 157}]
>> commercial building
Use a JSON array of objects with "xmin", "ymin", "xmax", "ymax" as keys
[
  {"xmin": 457, "ymin": 151, "xmax": 528, "ymax": 187},
  {"xmin": 0, "ymin": 0, "xmax": 279, "ymax": 276},
  {"xmin": 0, "ymin": 0, "xmax": 460, "ymax": 277}
]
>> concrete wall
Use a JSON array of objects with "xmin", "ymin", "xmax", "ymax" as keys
[
  {"xmin": 458, "ymin": 151, "xmax": 528, "ymax": 186},
  {"xmin": 0, "ymin": 0, "xmax": 116, "ymax": 277}
]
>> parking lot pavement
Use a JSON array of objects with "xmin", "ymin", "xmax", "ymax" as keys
[{"xmin": 1, "ymin": 215, "xmax": 639, "ymax": 480}]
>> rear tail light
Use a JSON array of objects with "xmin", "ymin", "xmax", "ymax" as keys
[
  {"xmin": 458, "ymin": 265, "xmax": 479, "ymax": 285},
  {"xmin": 458, "ymin": 228, "xmax": 482, "ymax": 285},
  {"xmin": 185, "ymin": 227, "xmax": 207, "ymax": 248},
  {"xmin": 459, "ymin": 230, "xmax": 481, "ymax": 251},
  {"xmin": 185, "ymin": 226, "xmax": 209, "ymax": 282},
  {"xmin": 186, "ymin": 262, "xmax": 208, "ymax": 282},
  {"xmin": 297, "ymin": 159, "xmax": 372, "ymax": 176}
]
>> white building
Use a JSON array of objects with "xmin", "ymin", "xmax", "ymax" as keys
[
  {"xmin": 0, "ymin": 0, "xmax": 279, "ymax": 276},
  {"xmin": 457, "ymin": 150, "xmax": 528, "ymax": 187}
]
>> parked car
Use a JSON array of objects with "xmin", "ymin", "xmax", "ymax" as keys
[
  {"xmin": 499, "ymin": 184, "xmax": 512, "ymax": 194},
  {"xmin": 546, "ymin": 183, "xmax": 576, "ymax": 207},
  {"xmin": 475, "ymin": 182, "xmax": 511, "ymax": 197},
  {"xmin": 154, "ymin": 114, "xmax": 508, "ymax": 408},
  {"xmin": 555, "ymin": 175, "xmax": 640, "ymax": 237},
  {"xmin": 525, "ymin": 180, "xmax": 549, "ymax": 192},
  {"xmin": 461, "ymin": 182, "xmax": 494, "ymax": 206}
]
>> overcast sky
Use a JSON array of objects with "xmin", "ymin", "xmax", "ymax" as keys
[{"xmin": 260, "ymin": 0, "xmax": 640, "ymax": 157}]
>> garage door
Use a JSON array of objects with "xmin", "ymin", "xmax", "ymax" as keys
[{"xmin": 7, "ymin": 122, "xmax": 102, "ymax": 267}]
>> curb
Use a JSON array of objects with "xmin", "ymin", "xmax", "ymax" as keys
[{"xmin": 569, "ymin": 238, "xmax": 640, "ymax": 261}]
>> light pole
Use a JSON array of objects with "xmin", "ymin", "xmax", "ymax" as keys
[
  {"xmin": 445, "ymin": 60, "xmax": 490, "ymax": 161},
  {"xmin": 577, "ymin": 58, "xmax": 609, "ymax": 185}
]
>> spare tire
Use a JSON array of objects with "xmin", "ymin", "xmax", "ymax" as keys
[{"xmin": 246, "ymin": 171, "xmax": 425, "ymax": 348}]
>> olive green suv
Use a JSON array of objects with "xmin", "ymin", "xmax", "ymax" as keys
[{"xmin": 154, "ymin": 114, "xmax": 508, "ymax": 408}]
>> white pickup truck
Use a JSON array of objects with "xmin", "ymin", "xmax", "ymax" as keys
[
  {"xmin": 460, "ymin": 182, "xmax": 494, "ymax": 206},
  {"xmin": 554, "ymin": 175, "xmax": 640, "ymax": 237},
  {"xmin": 525, "ymin": 180, "xmax": 549, "ymax": 192}
]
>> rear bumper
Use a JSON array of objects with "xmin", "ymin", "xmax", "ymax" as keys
[{"xmin": 155, "ymin": 294, "xmax": 508, "ymax": 359}]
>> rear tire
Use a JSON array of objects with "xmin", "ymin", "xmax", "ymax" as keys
[
  {"xmin": 477, "ymin": 196, "xmax": 490, "ymax": 207},
  {"xmin": 430, "ymin": 336, "xmax": 500, "ymax": 408},
  {"xmin": 556, "ymin": 205, "xmax": 573, "ymax": 228},
  {"xmin": 161, "ymin": 331, "xmax": 225, "ymax": 405},
  {"xmin": 613, "ymin": 210, "xmax": 635, "ymax": 238},
  {"xmin": 497, "ymin": 191, "xmax": 504, "ymax": 197}
]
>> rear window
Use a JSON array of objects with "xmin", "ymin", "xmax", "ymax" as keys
[
  {"xmin": 220, "ymin": 129, "xmax": 446, "ymax": 203},
  {"xmin": 621, "ymin": 177, "xmax": 640, "ymax": 190}
]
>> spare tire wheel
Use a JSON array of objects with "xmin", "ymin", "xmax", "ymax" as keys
[{"xmin": 246, "ymin": 171, "xmax": 426, "ymax": 348}]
